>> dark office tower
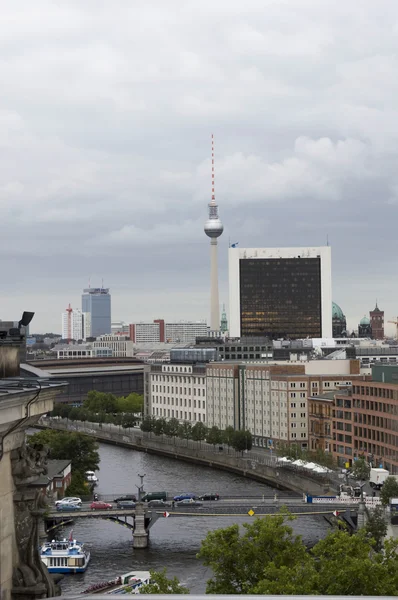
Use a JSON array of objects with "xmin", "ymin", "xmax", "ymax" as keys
[
  {"xmin": 81, "ymin": 287, "xmax": 111, "ymax": 338},
  {"xmin": 228, "ymin": 247, "xmax": 332, "ymax": 340}
]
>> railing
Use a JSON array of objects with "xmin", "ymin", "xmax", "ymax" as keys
[{"xmin": 58, "ymin": 595, "xmax": 395, "ymax": 600}]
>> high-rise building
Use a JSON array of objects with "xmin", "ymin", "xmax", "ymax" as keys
[
  {"xmin": 229, "ymin": 246, "xmax": 332, "ymax": 339},
  {"xmin": 61, "ymin": 308, "xmax": 84, "ymax": 341},
  {"xmin": 129, "ymin": 320, "xmax": 207, "ymax": 344},
  {"xmin": 204, "ymin": 135, "xmax": 223, "ymax": 331},
  {"xmin": 370, "ymin": 303, "xmax": 384, "ymax": 340},
  {"xmin": 81, "ymin": 287, "xmax": 111, "ymax": 338}
]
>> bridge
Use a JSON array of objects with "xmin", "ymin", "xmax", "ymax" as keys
[{"xmin": 45, "ymin": 497, "xmax": 359, "ymax": 548}]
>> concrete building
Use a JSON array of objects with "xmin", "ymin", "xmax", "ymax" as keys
[
  {"xmin": 206, "ymin": 360, "xmax": 361, "ymax": 448},
  {"xmin": 130, "ymin": 320, "xmax": 165, "ymax": 343},
  {"xmin": 55, "ymin": 344, "xmax": 112, "ymax": 359},
  {"xmin": 81, "ymin": 287, "xmax": 111, "ymax": 338},
  {"xmin": 93, "ymin": 334, "xmax": 135, "ymax": 358},
  {"xmin": 111, "ymin": 321, "xmax": 130, "ymax": 335},
  {"xmin": 130, "ymin": 320, "xmax": 208, "ymax": 344},
  {"xmin": 61, "ymin": 307, "xmax": 84, "ymax": 341},
  {"xmin": 229, "ymin": 246, "xmax": 332, "ymax": 339},
  {"xmin": 144, "ymin": 363, "xmax": 207, "ymax": 424},
  {"xmin": 370, "ymin": 302, "xmax": 384, "ymax": 340},
  {"xmin": 204, "ymin": 134, "xmax": 223, "ymax": 331}
]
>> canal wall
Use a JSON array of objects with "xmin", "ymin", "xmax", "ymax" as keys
[{"xmin": 35, "ymin": 419, "xmax": 335, "ymax": 496}]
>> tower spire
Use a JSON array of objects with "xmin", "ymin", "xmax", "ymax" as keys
[{"xmin": 211, "ymin": 133, "xmax": 215, "ymax": 205}]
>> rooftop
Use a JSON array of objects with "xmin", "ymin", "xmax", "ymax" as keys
[{"xmin": 0, "ymin": 377, "xmax": 67, "ymax": 399}]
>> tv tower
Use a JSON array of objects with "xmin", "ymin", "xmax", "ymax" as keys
[{"xmin": 204, "ymin": 134, "xmax": 224, "ymax": 331}]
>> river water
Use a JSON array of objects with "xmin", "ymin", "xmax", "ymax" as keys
[{"xmin": 58, "ymin": 442, "xmax": 330, "ymax": 595}]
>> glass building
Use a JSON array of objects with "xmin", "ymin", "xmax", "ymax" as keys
[
  {"xmin": 81, "ymin": 288, "xmax": 111, "ymax": 338},
  {"xmin": 229, "ymin": 247, "xmax": 332, "ymax": 339}
]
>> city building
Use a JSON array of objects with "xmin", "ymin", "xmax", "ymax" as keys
[
  {"xmin": 111, "ymin": 321, "xmax": 130, "ymax": 335},
  {"xmin": 56, "ymin": 344, "xmax": 112, "ymax": 359},
  {"xmin": 35, "ymin": 459, "xmax": 72, "ymax": 498},
  {"xmin": 130, "ymin": 320, "xmax": 208, "ymax": 344},
  {"xmin": 207, "ymin": 360, "xmax": 361, "ymax": 448},
  {"xmin": 332, "ymin": 302, "xmax": 347, "ymax": 337},
  {"xmin": 144, "ymin": 363, "xmax": 207, "ymax": 424},
  {"xmin": 358, "ymin": 315, "xmax": 372, "ymax": 338},
  {"xmin": 220, "ymin": 304, "xmax": 228, "ymax": 334},
  {"xmin": 229, "ymin": 246, "xmax": 332, "ymax": 339},
  {"xmin": 93, "ymin": 334, "xmax": 135, "ymax": 357},
  {"xmin": 81, "ymin": 287, "xmax": 111, "ymax": 338},
  {"xmin": 370, "ymin": 303, "xmax": 384, "ymax": 340},
  {"xmin": 204, "ymin": 134, "xmax": 223, "ymax": 330},
  {"xmin": 61, "ymin": 307, "xmax": 84, "ymax": 341}
]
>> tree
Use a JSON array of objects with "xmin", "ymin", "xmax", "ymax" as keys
[
  {"xmin": 153, "ymin": 417, "xmax": 167, "ymax": 436},
  {"xmin": 164, "ymin": 418, "xmax": 180, "ymax": 441},
  {"xmin": 380, "ymin": 476, "xmax": 398, "ymax": 506},
  {"xmin": 140, "ymin": 415, "xmax": 155, "ymax": 434},
  {"xmin": 140, "ymin": 569, "xmax": 189, "ymax": 594},
  {"xmin": 28, "ymin": 430, "xmax": 100, "ymax": 475},
  {"xmin": 65, "ymin": 471, "xmax": 90, "ymax": 498},
  {"xmin": 191, "ymin": 422, "xmax": 207, "ymax": 446},
  {"xmin": 177, "ymin": 422, "xmax": 192, "ymax": 445},
  {"xmin": 206, "ymin": 426, "xmax": 223, "ymax": 448},
  {"xmin": 116, "ymin": 392, "xmax": 144, "ymax": 414},
  {"xmin": 351, "ymin": 457, "xmax": 370, "ymax": 482},
  {"xmin": 84, "ymin": 390, "xmax": 117, "ymax": 414},
  {"xmin": 364, "ymin": 505, "xmax": 388, "ymax": 552},
  {"xmin": 231, "ymin": 430, "xmax": 252, "ymax": 453},
  {"xmin": 122, "ymin": 413, "xmax": 137, "ymax": 429},
  {"xmin": 197, "ymin": 511, "xmax": 309, "ymax": 594},
  {"xmin": 222, "ymin": 426, "xmax": 235, "ymax": 453},
  {"xmin": 68, "ymin": 407, "xmax": 81, "ymax": 421}
]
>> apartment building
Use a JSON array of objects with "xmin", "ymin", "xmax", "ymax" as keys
[
  {"xmin": 93, "ymin": 335, "xmax": 135, "ymax": 358},
  {"xmin": 144, "ymin": 363, "xmax": 207, "ymax": 424},
  {"xmin": 131, "ymin": 320, "xmax": 208, "ymax": 344},
  {"xmin": 207, "ymin": 360, "xmax": 361, "ymax": 448}
]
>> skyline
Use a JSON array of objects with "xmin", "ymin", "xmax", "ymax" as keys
[{"xmin": 1, "ymin": 1, "xmax": 398, "ymax": 334}]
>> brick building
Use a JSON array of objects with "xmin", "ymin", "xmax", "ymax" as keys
[{"xmin": 370, "ymin": 303, "xmax": 384, "ymax": 340}]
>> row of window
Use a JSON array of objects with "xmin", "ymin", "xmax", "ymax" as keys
[
  {"xmin": 352, "ymin": 398, "xmax": 398, "ymax": 413},
  {"xmin": 152, "ymin": 385, "xmax": 206, "ymax": 396},
  {"xmin": 151, "ymin": 397, "xmax": 205, "ymax": 410},
  {"xmin": 153, "ymin": 408, "xmax": 205, "ymax": 421}
]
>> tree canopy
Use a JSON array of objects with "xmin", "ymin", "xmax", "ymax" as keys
[
  {"xmin": 197, "ymin": 510, "xmax": 398, "ymax": 595},
  {"xmin": 380, "ymin": 476, "xmax": 398, "ymax": 506},
  {"xmin": 28, "ymin": 429, "xmax": 100, "ymax": 475},
  {"xmin": 351, "ymin": 457, "xmax": 371, "ymax": 482},
  {"xmin": 140, "ymin": 569, "xmax": 189, "ymax": 594}
]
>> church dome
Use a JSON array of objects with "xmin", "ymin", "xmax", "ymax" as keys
[
  {"xmin": 360, "ymin": 315, "xmax": 370, "ymax": 326},
  {"xmin": 332, "ymin": 302, "xmax": 345, "ymax": 320}
]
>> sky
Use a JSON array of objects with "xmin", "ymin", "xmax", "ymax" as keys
[{"xmin": 1, "ymin": 0, "xmax": 398, "ymax": 335}]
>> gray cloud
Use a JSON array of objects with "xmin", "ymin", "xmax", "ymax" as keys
[{"xmin": 1, "ymin": 0, "xmax": 398, "ymax": 334}]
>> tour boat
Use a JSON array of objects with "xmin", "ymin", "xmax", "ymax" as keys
[
  {"xmin": 40, "ymin": 534, "xmax": 90, "ymax": 573},
  {"xmin": 81, "ymin": 571, "xmax": 151, "ymax": 594},
  {"xmin": 86, "ymin": 470, "xmax": 99, "ymax": 484}
]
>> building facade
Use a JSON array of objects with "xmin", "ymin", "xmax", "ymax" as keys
[
  {"xmin": 130, "ymin": 320, "xmax": 208, "ymax": 344},
  {"xmin": 332, "ymin": 302, "xmax": 347, "ymax": 337},
  {"xmin": 81, "ymin": 287, "xmax": 111, "ymax": 338},
  {"xmin": 370, "ymin": 303, "xmax": 384, "ymax": 340},
  {"xmin": 93, "ymin": 334, "xmax": 135, "ymax": 357},
  {"xmin": 358, "ymin": 316, "xmax": 372, "ymax": 338},
  {"xmin": 56, "ymin": 344, "xmax": 112, "ymax": 359},
  {"xmin": 144, "ymin": 363, "xmax": 207, "ymax": 424},
  {"xmin": 228, "ymin": 246, "xmax": 332, "ymax": 339},
  {"xmin": 61, "ymin": 308, "xmax": 84, "ymax": 341}
]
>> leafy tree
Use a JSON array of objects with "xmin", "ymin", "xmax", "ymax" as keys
[
  {"xmin": 116, "ymin": 392, "xmax": 144, "ymax": 414},
  {"xmin": 140, "ymin": 569, "xmax": 189, "ymax": 594},
  {"xmin": 380, "ymin": 476, "xmax": 398, "ymax": 506},
  {"xmin": 51, "ymin": 403, "xmax": 73, "ymax": 419},
  {"xmin": 84, "ymin": 390, "xmax": 118, "ymax": 414},
  {"xmin": 206, "ymin": 426, "xmax": 223, "ymax": 448},
  {"xmin": 231, "ymin": 430, "xmax": 252, "ymax": 453},
  {"xmin": 177, "ymin": 421, "xmax": 192, "ymax": 445},
  {"xmin": 164, "ymin": 418, "xmax": 180, "ymax": 440},
  {"xmin": 28, "ymin": 430, "xmax": 100, "ymax": 475},
  {"xmin": 122, "ymin": 413, "xmax": 137, "ymax": 429},
  {"xmin": 351, "ymin": 457, "xmax": 371, "ymax": 482},
  {"xmin": 65, "ymin": 471, "xmax": 90, "ymax": 497},
  {"xmin": 222, "ymin": 426, "xmax": 235, "ymax": 453},
  {"xmin": 364, "ymin": 504, "xmax": 388, "ymax": 552},
  {"xmin": 197, "ymin": 511, "xmax": 308, "ymax": 594},
  {"xmin": 153, "ymin": 417, "xmax": 167, "ymax": 436},
  {"xmin": 140, "ymin": 415, "xmax": 155, "ymax": 434},
  {"xmin": 191, "ymin": 422, "xmax": 207, "ymax": 446},
  {"xmin": 68, "ymin": 407, "xmax": 81, "ymax": 421}
]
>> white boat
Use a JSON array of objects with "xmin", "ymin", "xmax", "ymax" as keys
[
  {"xmin": 40, "ymin": 535, "xmax": 90, "ymax": 574},
  {"xmin": 82, "ymin": 571, "xmax": 151, "ymax": 595},
  {"xmin": 86, "ymin": 470, "xmax": 99, "ymax": 483}
]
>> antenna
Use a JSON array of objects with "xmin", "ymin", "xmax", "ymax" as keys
[
  {"xmin": 211, "ymin": 133, "xmax": 215, "ymax": 204},
  {"xmin": 326, "ymin": 234, "xmax": 329, "ymax": 247},
  {"xmin": 88, "ymin": 277, "xmax": 91, "ymax": 289}
]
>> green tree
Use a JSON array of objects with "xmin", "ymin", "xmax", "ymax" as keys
[
  {"xmin": 140, "ymin": 415, "xmax": 155, "ymax": 434},
  {"xmin": 177, "ymin": 422, "xmax": 192, "ymax": 445},
  {"xmin": 65, "ymin": 471, "xmax": 90, "ymax": 498},
  {"xmin": 351, "ymin": 456, "xmax": 370, "ymax": 482},
  {"xmin": 28, "ymin": 430, "xmax": 100, "ymax": 474},
  {"xmin": 84, "ymin": 390, "xmax": 117, "ymax": 414},
  {"xmin": 222, "ymin": 426, "xmax": 235, "ymax": 453},
  {"xmin": 140, "ymin": 569, "xmax": 189, "ymax": 594},
  {"xmin": 153, "ymin": 417, "xmax": 167, "ymax": 436},
  {"xmin": 116, "ymin": 392, "xmax": 144, "ymax": 414},
  {"xmin": 197, "ymin": 511, "xmax": 308, "ymax": 594},
  {"xmin": 68, "ymin": 407, "xmax": 81, "ymax": 421},
  {"xmin": 364, "ymin": 504, "xmax": 388, "ymax": 552},
  {"xmin": 164, "ymin": 418, "xmax": 180, "ymax": 441},
  {"xmin": 231, "ymin": 430, "xmax": 252, "ymax": 453},
  {"xmin": 122, "ymin": 413, "xmax": 137, "ymax": 429},
  {"xmin": 380, "ymin": 476, "xmax": 398, "ymax": 506},
  {"xmin": 206, "ymin": 426, "xmax": 223, "ymax": 448},
  {"xmin": 191, "ymin": 422, "xmax": 207, "ymax": 446}
]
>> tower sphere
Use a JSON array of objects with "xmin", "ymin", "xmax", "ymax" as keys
[{"xmin": 204, "ymin": 218, "xmax": 223, "ymax": 238}]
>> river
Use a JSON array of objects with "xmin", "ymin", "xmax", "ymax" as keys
[{"xmin": 58, "ymin": 442, "xmax": 330, "ymax": 595}]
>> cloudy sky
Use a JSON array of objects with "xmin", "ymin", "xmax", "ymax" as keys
[{"xmin": 1, "ymin": 0, "xmax": 398, "ymax": 335}]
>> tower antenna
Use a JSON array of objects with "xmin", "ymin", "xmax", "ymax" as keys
[{"xmin": 211, "ymin": 133, "xmax": 215, "ymax": 205}]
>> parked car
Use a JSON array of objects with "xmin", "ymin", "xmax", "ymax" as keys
[
  {"xmin": 113, "ymin": 494, "xmax": 137, "ymax": 503},
  {"xmin": 147, "ymin": 499, "xmax": 171, "ymax": 508},
  {"xmin": 56, "ymin": 503, "xmax": 81, "ymax": 512},
  {"xmin": 117, "ymin": 501, "xmax": 136, "ymax": 509},
  {"xmin": 173, "ymin": 493, "xmax": 196, "ymax": 502},
  {"xmin": 55, "ymin": 497, "xmax": 82, "ymax": 507},
  {"xmin": 141, "ymin": 491, "xmax": 167, "ymax": 502},
  {"xmin": 176, "ymin": 499, "xmax": 203, "ymax": 507},
  {"xmin": 198, "ymin": 493, "xmax": 220, "ymax": 501},
  {"xmin": 90, "ymin": 501, "xmax": 113, "ymax": 510}
]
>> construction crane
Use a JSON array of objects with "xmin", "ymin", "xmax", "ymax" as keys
[
  {"xmin": 388, "ymin": 318, "xmax": 398, "ymax": 340},
  {"xmin": 66, "ymin": 303, "xmax": 73, "ymax": 344}
]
